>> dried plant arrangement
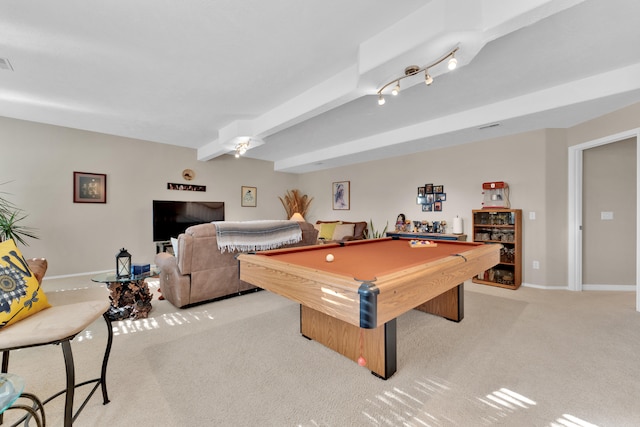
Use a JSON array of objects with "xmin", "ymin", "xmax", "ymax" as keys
[{"xmin": 279, "ymin": 189, "xmax": 313, "ymax": 219}]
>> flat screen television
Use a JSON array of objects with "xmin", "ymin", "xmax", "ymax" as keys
[{"xmin": 152, "ymin": 200, "xmax": 224, "ymax": 242}]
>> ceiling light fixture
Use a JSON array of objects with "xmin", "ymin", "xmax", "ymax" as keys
[
  {"xmin": 234, "ymin": 140, "xmax": 250, "ymax": 158},
  {"xmin": 376, "ymin": 47, "xmax": 459, "ymax": 106}
]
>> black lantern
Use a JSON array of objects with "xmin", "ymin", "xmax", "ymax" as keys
[{"xmin": 116, "ymin": 248, "xmax": 131, "ymax": 278}]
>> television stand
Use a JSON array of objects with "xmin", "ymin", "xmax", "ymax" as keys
[{"xmin": 155, "ymin": 240, "xmax": 172, "ymax": 254}]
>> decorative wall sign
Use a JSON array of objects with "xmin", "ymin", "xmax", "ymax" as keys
[
  {"xmin": 74, "ymin": 172, "xmax": 106, "ymax": 203},
  {"xmin": 167, "ymin": 183, "xmax": 206, "ymax": 191}
]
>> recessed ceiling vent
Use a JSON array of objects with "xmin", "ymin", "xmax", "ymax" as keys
[
  {"xmin": 0, "ymin": 58, "xmax": 14, "ymax": 71},
  {"xmin": 478, "ymin": 123, "xmax": 500, "ymax": 130}
]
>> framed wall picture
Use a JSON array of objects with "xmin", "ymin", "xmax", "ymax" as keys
[
  {"xmin": 332, "ymin": 181, "xmax": 350, "ymax": 210},
  {"xmin": 241, "ymin": 186, "xmax": 257, "ymax": 207},
  {"xmin": 73, "ymin": 172, "xmax": 106, "ymax": 203}
]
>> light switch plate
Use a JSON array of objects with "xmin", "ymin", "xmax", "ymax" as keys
[{"xmin": 601, "ymin": 211, "xmax": 614, "ymax": 220}]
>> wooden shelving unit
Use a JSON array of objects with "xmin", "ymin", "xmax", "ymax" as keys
[{"xmin": 471, "ymin": 209, "xmax": 522, "ymax": 289}]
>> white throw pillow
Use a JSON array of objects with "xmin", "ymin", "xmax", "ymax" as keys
[
  {"xmin": 171, "ymin": 237, "xmax": 179, "ymax": 258},
  {"xmin": 332, "ymin": 223, "xmax": 355, "ymax": 240}
]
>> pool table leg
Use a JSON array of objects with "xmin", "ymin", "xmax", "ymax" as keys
[
  {"xmin": 414, "ymin": 283, "xmax": 464, "ymax": 322},
  {"xmin": 300, "ymin": 305, "xmax": 397, "ymax": 380}
]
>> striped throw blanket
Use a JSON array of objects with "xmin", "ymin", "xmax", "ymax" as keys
[{"xmin": 213, "ymin": 220, "xmax": 302, "ymax": 253}]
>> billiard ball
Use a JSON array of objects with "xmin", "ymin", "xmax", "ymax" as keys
[{"xmin": 325, "ymin": 254, "xmax": 334, "ymax": 262}]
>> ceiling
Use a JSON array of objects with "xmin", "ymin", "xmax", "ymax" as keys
[{"xmin": 2, "ymin": 0, "xmax": 640, "ymax": 173}]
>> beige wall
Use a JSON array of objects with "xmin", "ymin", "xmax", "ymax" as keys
[
  {"xmin": 299, "ymin": 129, "xmax": 551, "ymax": 285},
  {"xmin": 3, "ymin": 101, "xmax": 640, "ymax": 284},
  {"xmin": 1, "ymin": 117, "xmax": 299, "ymax": 276}
]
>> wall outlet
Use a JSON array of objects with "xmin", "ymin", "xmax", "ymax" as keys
[
  {"xmin": 532, "ymin": 260, "xmax": 540, "ymax": 270},
  {"xmin": 529, "ymin": 211, "xmax": 536, "ymax": 220}
]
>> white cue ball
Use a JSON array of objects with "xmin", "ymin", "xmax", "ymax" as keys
[{"xmin": 325, "ymin": 253, "xmax": 334, "ymax": 262}]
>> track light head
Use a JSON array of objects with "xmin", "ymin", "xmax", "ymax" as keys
[
  {"xmin": 424, "ymin": 71, "xmax": 433, "ymax": 86},
  {"xmin": 448, "ymin": 56, "xmax": 457, "ymax": 70},
  {"xmin": 378, "ymin": 94, "xmax": 386, "ymax": 105},
  {"xmin": 391, "ymin": 82, "xmax": 400, "ymax": 96}
]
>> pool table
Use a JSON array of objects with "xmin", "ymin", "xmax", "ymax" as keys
[{"xmin": 238, "ymin": 237, "xmax": 500, "ymax": 379}]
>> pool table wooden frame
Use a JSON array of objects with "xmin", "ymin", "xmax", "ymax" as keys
[{"xmin": 238, "ymin": 238, "xmax": 500, "ymax": 379}]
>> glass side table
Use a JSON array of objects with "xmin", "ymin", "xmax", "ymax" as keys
[
  {"xmin": 92, "ymin": 270, "xmax": 159, "ymax": 321},
  {"xmin": 0, "ymin": 373, "xmax": 45, "ymax": 427}
]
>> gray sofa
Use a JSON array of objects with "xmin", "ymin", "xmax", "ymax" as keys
[{"xmin": 154, "ymin": 221, "xmax": 318, "ymax": 308}]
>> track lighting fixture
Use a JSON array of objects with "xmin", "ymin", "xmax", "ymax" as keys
[
  {"xmin": 376, "ymin": 47, "xmax": 458, "ymax": 106},
  {"xmin": 234, "ymin": 140, "xmax": 250, "ymax": 158}
]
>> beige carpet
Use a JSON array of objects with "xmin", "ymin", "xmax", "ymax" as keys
[{"xmin": 3, "ymin": 277, "xmax": 639, "ymax": 426}]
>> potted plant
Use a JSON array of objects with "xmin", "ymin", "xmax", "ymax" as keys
[
  {"xmin": 0, "ymin": 182, "xmax": 38, "ymax": 246},
  {"xmin": 367, "ymin": 219, "xmax": 388, "ymax": 239}
]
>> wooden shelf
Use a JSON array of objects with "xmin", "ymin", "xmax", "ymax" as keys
[{"xmin": 472, "ymin": 209, "xmax": 522, "ymax": 289}]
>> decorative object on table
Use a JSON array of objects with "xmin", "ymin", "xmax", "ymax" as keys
[
  {"xmin": 279, "ymin": 189, "xmax": 313, "ymax": 219},
  {"xmin": 241, "ymin": 186, "xmax": 257, "ymax": 207},
  {"xmin": 417, "ymin": 183, "xmax": 447, "ymax": 211},
  {"xmin": 116, "ymin": 248, "xmax": 131, "ymax": 278},
  {"xmin": 0, "ymin": 181, "xmax": 38, "ymax": 246},
  {"xmin": 132, "ymin": 263, "xmax": 150, "ymax": 275},
  {"xmin": 394, "ymin": 214, "xmax": 406, "ymax": 232},
  {"xmin": 332, "ymin": 181, "xmax": 350, "ymax": 210},
  {"xmin": 0, "ymin": 239, "xmax": 50, "ymax": 329},
  {"xmin": 166, "ymin": 183, "xmax": 206, "ymax": 191},
  {"xmin": 481, "ymin": 181, "xmax": 510, "ymax": 208},
  {"xmin": 73, "ymin": 171, "xmax": 106, "ymax": 203}
]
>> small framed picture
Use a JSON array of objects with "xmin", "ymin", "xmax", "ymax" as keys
[
  {"xmin": 417, "ymin": 186, "xmax": 426, "ymax": 197},
  {"xmin": 73, "ymin": 172, "xmax": 106, "ymax": 203},
  {"xmin": 422, "ymin": 204, "xmax": 433, "ymax": 212},
  {"xmin": 434, "ymin": 201, "xmax": 443, "ymax": 211},
  {"xmin": 425, "ymin": 183, "xmax": 434, "ymax": 194},
  {"xmin": 332, "ymin": 181, "xmax": 350, "ymax": 210},
  {"xmin": 433, "ymin": 185, "xmax": 444, "ymax": 193},
  {"xmin": 241, "ymin": 186, "xmax": 257, "ymax": 207},
  {"xmin": 426, "ymin": 194, "xmax": 435, "ymax": 204},
  {"xmin": 417, "ymin": 196, "xmax": 427, "ymax": 205},
  {"xmin": 435, "ymin": 193, "xmax": 446, "ymax": 201}
]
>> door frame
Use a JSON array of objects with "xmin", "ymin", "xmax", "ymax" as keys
[{"xmin": 568, "ymin": 127, "xmax": 640, "ymax": 311}]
